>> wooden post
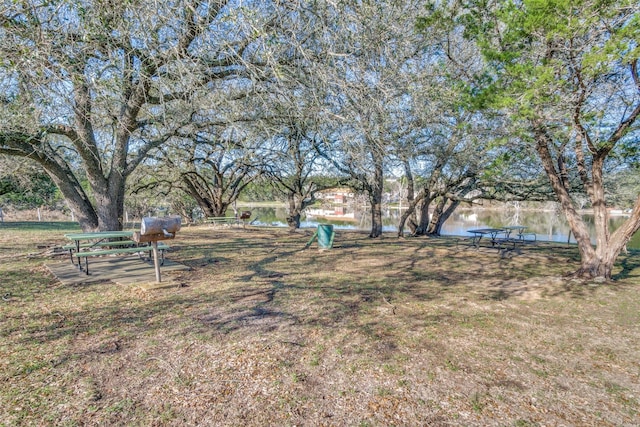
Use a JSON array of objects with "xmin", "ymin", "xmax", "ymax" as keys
[{"xmin": 152, "ymin": 241, "xmax": 161, "ymax": 283}]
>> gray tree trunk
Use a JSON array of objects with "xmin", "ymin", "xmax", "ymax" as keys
[{"xmin": 534, "ymin": 122, "xmax": 640, "ymax": 279}]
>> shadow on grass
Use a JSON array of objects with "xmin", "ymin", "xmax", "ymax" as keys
[
  {"xmin": 614, "ymin": 250, "xmax": 640, "ymax": 281},
  {"xmin": 0, "ymin": 221, "xmax": 80, "ymax": 231},
  {"xmin": 181, "ymin": 229, "xmax": 623, "ymax": 304},
  {"xmin": 5, "ymin": 226, "xmax": 640, "ymax": 379}
]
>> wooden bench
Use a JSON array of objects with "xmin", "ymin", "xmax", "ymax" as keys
[{"xmin": 73, "ymin": 242, "xmax": 170, "ymax": 275}]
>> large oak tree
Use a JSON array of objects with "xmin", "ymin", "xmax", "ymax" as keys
[{"xmin": 0, "ymin": 0, "xmax": 273, "ymax": 231}]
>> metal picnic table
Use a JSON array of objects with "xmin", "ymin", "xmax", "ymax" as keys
[
  {"xmin": 502, "ymin": 225, "xmax": 527, "ymax": 238},
  {"xmin": 64, "ymin": 231, "xmax": 134, "ymax": 270},
  {"xmin": 466, "ymin": 228, "xmax": 508, "ymax": 248},
  {"xmin": 466, "ymin": 225, "xmax": 535, "ymax": 250},
  {"xmin": 503, "ymin": 225, "xmax": 536, "ymax": 242}
]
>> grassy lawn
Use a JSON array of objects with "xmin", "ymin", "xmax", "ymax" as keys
[{"xmin": 1, "ymin": 222, "xmax": 640, "ymax": 426}]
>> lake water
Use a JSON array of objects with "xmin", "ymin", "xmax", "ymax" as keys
[{"xmin": 241, "ymin": 205, "xmax": 640, "ymax": 250}]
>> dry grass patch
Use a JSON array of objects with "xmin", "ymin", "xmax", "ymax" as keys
[{"xmin": 1, "ymin": 223, "xmax": 640, "ymax": 426}]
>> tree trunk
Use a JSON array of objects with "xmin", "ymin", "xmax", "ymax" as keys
[
  {"xmin": 172, "ymin": 201, "xmax": 195, "ymax": 223},
  {"xmin": 46, "ymin": 169, "xmax": 99, "ymax": 231},
  {"xmin": 397, "ymin": 190, "xmax": 423, "ymax": 237},
  {"xmin": 427, "ymin": 198, "xmax": 459, "ymax": 235},
  {"xmin": 6, "ymin": 141, "xmax": 119, "ymax": 232},
  {"xmin": 368, "ymin": 160, "xmax": 384, "ymax": 238},
  {"xmin": 398, "ymin": 187, "xmax": 434, "ymax": 237},
  {"xmin": 94, "ymin": 185, "xmax": 125, "ymax": 231},
  {"xmin": 534, "ymin": 131, "xmax": 596, "ymax": 268},
  {"xmin": 286, "ymin": 193, "xmax": 302, "ymax": 231},
  {"xmin": 370, "ymin": 194, "xmax": 383, "ymax": 238},
  {"xmin": 27, "ymin": 149, "xmax": 100, "ymax": 231},
  {"xmin": 531, "ymin": 121, "xmax": 640, "ymax": 280},
  {"xmin": 181, "ymin": 176, "xmax": 229, "ymax": 219},
  {"xmin": 397, "ymin": 160, "xmax": 419, "ymax": 237},
  {"xmin": 576, "ymin": 195, "xmax": 640, "ymax": 278},
  {"xmin": 426, "ymin": 198, "xmax": 444, "ymax": 235},
  {"xmin": 413, "ymin": 196, "xmax": 432, "ymax": 236}
]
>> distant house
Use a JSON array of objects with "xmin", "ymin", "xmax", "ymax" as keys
[
  {"xmin": 307, "ymin": 188, "xmax": 357, "ymax": 220},
  {"xmin": 313, "ymin": 188, "xmax": 354, "ymax": 204}
]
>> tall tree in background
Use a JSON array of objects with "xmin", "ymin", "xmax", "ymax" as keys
[
  {"xmin": 395, "ymin": 79, "xmax": 489, "ymax": 237},
  {"xmin": 265, "ymin": 120, "xmax": 336, "ymax": 230},
  {"xmin": 421, "ymin": 0, "xmax": 640, "ymax": 278},
  {"xmin": 167, "ymin": 127, "xmax": 264, "ymax": 218},
  {"xmin": 392, "ymin": 29, "xmax": 489, "ymax": 237},
  {"xmin": 314, "ymin": 0, "xmax": 428, "ymax": 237},
  {"xmin": 251, "ymin": 2, "xmax": 342, "ymax": 231},
  {"xmin": 397, "ymin": 124, "xmax": 483, "ymax": 237}
]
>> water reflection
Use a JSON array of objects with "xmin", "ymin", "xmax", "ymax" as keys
[{"xmin": 242, "ymin": 206, "xmax": 640, "ymax": 250}]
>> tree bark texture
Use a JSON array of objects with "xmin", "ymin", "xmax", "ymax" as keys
[
  {"xmin": 532, "ymin": 121, "xmax": 639, "ymax": 279},
  {"xmin": 368, "ymin": 155, "xmax": 385, "ymax": 238}
]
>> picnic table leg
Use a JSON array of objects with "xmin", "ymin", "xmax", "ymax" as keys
[
  {"xmin": 490, "ymin": 231, "xmax": 503, "ymax": 247},
  {"xmin": 75, "ymin": 241, "xmax": 82, "ymax": 269},
  {"xmin": 152, "ymin": 242, "xmax": 161, "ymax": 283}
]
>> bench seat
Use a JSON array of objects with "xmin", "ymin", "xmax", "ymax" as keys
[
  {"xmin": 459, "ymin": 236, "xmax": 524, "ymax": 251},
  {"xmin": 73, "ymin": 242, "xmax": 170, "ymax": 274},
  {"xmin": 62, "ymin": 240, "xmax": 136, "ymax": 250},
  {"xmin": 73, "ymin": 243, "xmax": 169, "ymax": 258},
  {"xmin": 494, "ymin": 237, "xmax": 524, "ymax": 247}
]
